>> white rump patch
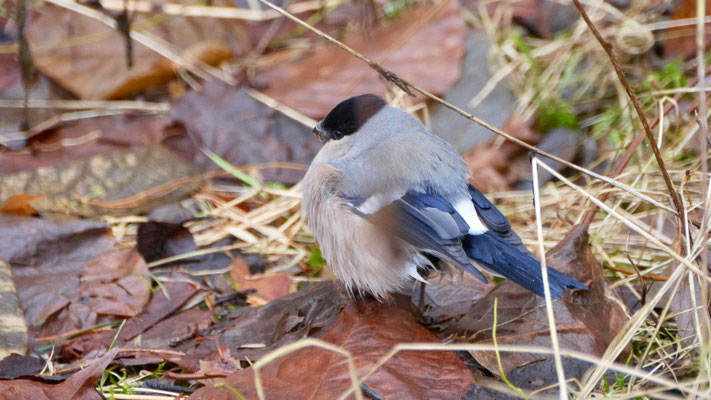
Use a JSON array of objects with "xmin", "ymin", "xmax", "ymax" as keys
[
  {"xmin": 357, "ymin": 190, "xmax": 406, "ymax": 214},
  {"xmin": 453, "ymin": 198, "xmax": 488, "ymax": 234}
]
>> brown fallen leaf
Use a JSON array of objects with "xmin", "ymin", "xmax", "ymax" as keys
[
  {"xmin": 258, "ymin": 0, "xmax": 466, "ymax": 118},
  {"xmin": 0, "ymin": 216, "xmax": 150, "ymax": 339},
  {"xmin": 449, "ymin": 224, "xmax": 628, "ymax": 392},
  {"xmin": 189, "ymin": 295, "xmax": 474, "ymax": 400},
  {"xmin": 174, "ymin": 281, "xmax": 348, "ymax": 372},
  {"xmin": 137, "ymin": 308, "xmax": 214, "ymax": 349},
  {"xmin": 414, "ymin": 273, "xmax": 495, "ymax": 324},
  {"xmin": 117, "ymin": 276, "xmax": 199, "ymax": 342},
  {"xmin": 26, "ymin": 2, "xmax": 238, "ymax": 99},
  {"xmin": 0, "ymin": 349, "xmax": 115, "ymax": 400},
  {"xmin": 61, "ymin": 276, "xmax": 203, "ymax": 362},
  {"xmin": 229, "ymin": 258, "xmax": 293, "ymax": 303},
  {"xmin": 166, "ymin": 80, "xmax": 320, "ymax": 184},
  {"xmin": 79, "ymin": 249, "xmax": 151, "ymax": 318},
  {"xmin": 0, "ymin": 107, "xmax": 213, "ymax": 218}
]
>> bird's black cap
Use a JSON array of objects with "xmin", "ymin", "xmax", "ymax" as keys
[{"xmin": 313, "ymin": 94, "xmax": 386, "ymax": 142}]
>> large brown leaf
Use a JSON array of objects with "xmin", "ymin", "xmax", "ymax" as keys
[
  {"xmin": 189, "ymin": 293, "xmax": 474, "ymax": 400},
  {"xmin": 0, "ymin": 107, "xmax": 202, "ymax": 217},
  {"xmin": 26, "ymin": 2, "xmax": 238, "ymax": 99},
  {"xmin": 0, "ymin": 216, "xmax": 150, "ymax": 339},
  {"xmin": 258, "ymin": 0, "xmax": 467, "ymax": 118}
]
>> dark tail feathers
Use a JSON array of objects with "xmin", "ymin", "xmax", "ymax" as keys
[{"xmin": 462, "ymin": 232, "xmax": 587, "ymax": 298}]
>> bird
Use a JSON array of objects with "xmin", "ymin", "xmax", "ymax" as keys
[{"xmin": 301, "ymin": 94, "xmax": 587, "ymax": 300}]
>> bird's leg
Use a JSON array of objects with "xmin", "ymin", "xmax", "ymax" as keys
[
  {"xmin": 416, "ymin": 254, "xmax": 441, "ymax": 311},
  {"xmin": 418, "ymin": 281, "xmax": 426, "ymax": 310},
  {"xmin": 412, "ymin": 281, "xmax": 435, "ymax": 326}
]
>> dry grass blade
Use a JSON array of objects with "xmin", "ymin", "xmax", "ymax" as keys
[
  {"xmin": 531, "ymin": 157, "xmax": 567, "ymax": 400},
  {"xmin": 695, "ymin": 0, "xmax": 711, "ymax": 380},
  {"xmin": 248, "ymin": 89, "xmax": 318, "ymax": 128},
  {"xmin": 0, "ymin": 99, "xmax": 170, "ymax": 111},
  {"xmin": 96, "ymin": 0, "xmax": 342, "ymax": 21}
]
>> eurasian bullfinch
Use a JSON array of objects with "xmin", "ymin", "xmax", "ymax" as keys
[{"xmin": 301, "ymin": 94, "xmax": 587, "ymax": 300}]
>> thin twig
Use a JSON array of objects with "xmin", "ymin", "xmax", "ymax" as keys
[
  {"xmin": 0, "ymin": 109, "xmax": 131, "ymax": 148},
  {"xmin": 16, "ymin": 0, "xmax": 33, "ymax": 132},
  {"xmin": 570, "ymin": 0, "xmax": 683, "ymax": 220}
]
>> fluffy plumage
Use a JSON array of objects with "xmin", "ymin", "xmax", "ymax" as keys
[{"xmin": 301, "ymin": 94, "xmax": 587, "ymax": 299}]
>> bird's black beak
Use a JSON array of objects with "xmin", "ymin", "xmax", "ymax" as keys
[{"xmin": 313, "ymin": 122, "xmax": 327, "ymax": 143}]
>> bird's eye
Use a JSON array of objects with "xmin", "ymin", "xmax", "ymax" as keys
[{"xmin": 333, "ymin": 131, "xmax": 344, "ymax": 140}]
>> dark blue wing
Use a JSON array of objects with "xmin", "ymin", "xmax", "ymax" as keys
[{"xmin": 468, "ymin": 184, "xmax": 530, "ymax": 255}]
